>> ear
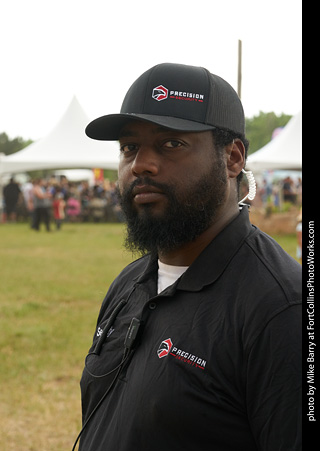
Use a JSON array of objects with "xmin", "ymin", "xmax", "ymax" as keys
[{"xmin": 226, "ymin": 139, "xmax": 245, "ymax": 179}]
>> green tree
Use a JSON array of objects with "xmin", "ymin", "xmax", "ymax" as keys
[
  {"xmin": 0, "ymin": 132, "xmax": 33, "ymax": 156},
  {"xmin": 245, "ymin": 111, "xmax": 292, "ymax": 155}
]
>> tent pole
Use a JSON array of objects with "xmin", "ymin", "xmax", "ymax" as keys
[{"xmin": 237, "ymin": 39, "xmax": 242, "ymax": 99}]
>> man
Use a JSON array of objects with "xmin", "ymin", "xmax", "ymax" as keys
[
  {"xmin": 3, "ymin": 177, "xmax": 21, "ymax": 222},
  {"xmin": 32, "ymin": 178, "xmax": 52, "ymax": 231},
  {"xmin": 75, "ymin": 63, "xmax": 301, "ymax": 450}
]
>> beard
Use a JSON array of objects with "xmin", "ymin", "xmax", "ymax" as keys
[{"xmin": 117, "ymin": 157, "xmax": 227, "ymax": 257}]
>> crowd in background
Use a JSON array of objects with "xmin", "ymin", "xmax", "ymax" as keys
[
  {"xmin": 1, "ymin": 173, "xmax": 302, "ymax": 231},
  {"xmin": 246, "ymin": 174, "xmax": 302, "ymax": 210},
  {"xmin": 1, "ymin": 176, "xmax": 124, "ymax": 230}
]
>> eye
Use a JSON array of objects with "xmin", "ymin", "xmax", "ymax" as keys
[
  {"xmin": 163, "ymin": 140, "xmax": 183, "ymax": 149},
  {"xmin": 120, "ymin": 143, "xmax": 139, "ymax": 154}
]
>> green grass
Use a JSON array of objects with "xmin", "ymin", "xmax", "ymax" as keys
[
  {"xmin": 0, "ymin": 223, "xmax": 298, "ymax": 450},
  {"xmin": 0, "ymin": 223, "xmax": 133, "ymax": 450},
  {"xmin": 272, "ymin": 233, "xmax": 299, "ymax": 262}
]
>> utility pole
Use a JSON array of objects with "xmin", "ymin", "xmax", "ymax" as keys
[{"xmin": 237, "ymin": 39, "xmax": 242, "ymax": 99}]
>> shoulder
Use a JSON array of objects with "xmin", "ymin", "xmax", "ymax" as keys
[
  {"xmin": 96, "ymin": 255, "xmax": 151, "ymax": 320},
  {"xmin": 229, "ymin": 226, "xmax": 302, "ymax": 348},
  {"xmin": 243, "ymin": 226, "xmax": 301, "ymax": 302},
  {"xmin": 114, "ymin": 254, "xmax": 151, "ymax": 284}
]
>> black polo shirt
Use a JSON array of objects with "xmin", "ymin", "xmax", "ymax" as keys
[{"xmin": 79, "ymin": 206, "xmax": 302, "ymax": 451}]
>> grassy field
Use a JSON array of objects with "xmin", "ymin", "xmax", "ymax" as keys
[{"xmin": 0, "ymin": 222, "xmax": 299, "ymax": 450}]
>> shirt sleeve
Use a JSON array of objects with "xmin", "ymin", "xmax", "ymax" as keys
[{"xmin": 246, "ymin": 304, "xmax": 302, "ymax": 451}]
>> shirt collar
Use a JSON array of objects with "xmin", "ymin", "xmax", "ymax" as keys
[{"xmin": 177, "ymin": 206, "xmax": 253, "ymax": 292}]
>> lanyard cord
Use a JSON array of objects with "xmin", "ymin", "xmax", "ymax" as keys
[
  {"xmin": 72, "ymin": 287, "xmax": 139, "ymax": 450},
  {"xmin": 84, "ymin": 289, "xmax": 137, "ymax": 378},
  {"xmin": 72, "ymin": 347, "xmax": 131, "ymax": 451},
  {"xmin": 94, "ymin": 299, "xmax": 127, "ymax": 355},
  {"xmin": 93, "ymin": 285, "xmax": 136, "ymax": 356},
  {"xmin": 84, "ymin": 344, "xmax": 129, "ymax": 379}
]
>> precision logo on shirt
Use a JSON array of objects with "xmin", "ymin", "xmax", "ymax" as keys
[
  {"xmin": 157, "ymin": 338, "xmax": 173, "ymax": 358},
  {"xmin": 157, "ymin": 338, "xmax": 206, "ymax": 370}
]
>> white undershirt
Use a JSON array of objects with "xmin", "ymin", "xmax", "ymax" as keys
[{"xmin": 157, "ymin": 260, "xmax": 189, "ymax": 294}]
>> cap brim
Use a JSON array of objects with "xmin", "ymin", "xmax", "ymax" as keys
[{"xmin": 85, "ymin": 113, "xmax": 215, "ymax": 141}]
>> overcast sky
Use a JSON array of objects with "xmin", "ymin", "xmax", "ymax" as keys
[{"xmin": 0, "ymin": 0, "xmax": 302, "ymax": 141}]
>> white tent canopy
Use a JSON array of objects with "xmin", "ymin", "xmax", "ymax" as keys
[
  {"xmin": 247, "ymin": 111, "xmax": 302, "ymax": 172},
  {"xmin": 0, "ymin": 100, "xmax": 302, "ymax": 176},
  {"xmin": 0, "ymin": 96, "xmax": 120, "ymax": 175}
]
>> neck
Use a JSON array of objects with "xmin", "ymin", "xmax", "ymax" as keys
[{"xmin": 159, "ymin": 202, "xmax": 239, "ymax": 266}]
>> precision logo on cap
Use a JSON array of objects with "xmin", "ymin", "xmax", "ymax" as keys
[
  {"xmin": 152, "ymin": 85, "xmax": 168, "ymax": 102},
  {"xmin": 170, "ymin": 90, "xmax": 204, "ymax": 102},
  {"xmin": 152, "ymin": 85, "xmax": 204, "ymax": 103}
]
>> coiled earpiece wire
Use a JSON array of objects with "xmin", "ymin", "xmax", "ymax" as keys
[
  {"xmin": 230, "ymin": 140, "xmax": 256, "ymax": 205},
  {"xmin": 239, "ymin": 168, "xmax": 257, "ymax": 204}
]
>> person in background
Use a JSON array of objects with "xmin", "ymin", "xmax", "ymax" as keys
[
  {"xmin": 52, "ymin": 187, "xmax": 66, "ymax": 230},
  {"xmin": 66, "ymin": 193, "xmax": 81, "ymax": 222},
  {"xmin": 282, "ymin": 176, "xmax": 297, "ymax": 204},
  {"xmin": 89, "ymin": 186, "xmax": 106, "ymax": 222},
  {"xmin": 296, "ymin": 208, "xmax": 302, "ymax": 263},
  {"xmin": 32, "ymin": 179, "xmax": 52, "ymax": 231},
  {"xmin": 79, "ymin": 181, "xmax": 91, "ymax": 222},
  {"xmin": 2, "ymin": 177, "xmax": 21, "ymax": 222},
  {"xmin": 74, "ymin": 63, "xmax": 302, "ymax": 451},
  {"xmin": 21, "ymin": 180, "xmax": 35, "ymax": 227}
]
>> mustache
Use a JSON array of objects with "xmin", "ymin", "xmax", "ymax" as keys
[{"xmin": 124, "ymin": 177, "xmax": 174, "ymax": 198}]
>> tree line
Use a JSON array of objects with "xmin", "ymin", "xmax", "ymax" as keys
[
  {"xmin": 0, "ymin": 133, "xmax": 32, "ymax": 156},
  {"xmin": 0, "ymin": 111, "xmax": 292, "ymax": 157}
]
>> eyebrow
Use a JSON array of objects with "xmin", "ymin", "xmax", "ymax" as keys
[{"xmin": 118, "ymin": 130, "xmax": 137, "ymax": 139}]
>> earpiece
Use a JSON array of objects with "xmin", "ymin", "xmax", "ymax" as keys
[{"xmin": 239, "ymin": 169, "xmax": 256, "ymax": 204}]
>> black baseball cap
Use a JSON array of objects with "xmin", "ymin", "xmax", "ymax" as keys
[{"xmin": 85, "ymin": 63, "xmax": 245, "ymax": 140}]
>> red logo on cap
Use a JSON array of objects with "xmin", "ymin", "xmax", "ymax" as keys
[{"xmin": 152, "ymin": 85, "xmax": 168, "ymax": 102}]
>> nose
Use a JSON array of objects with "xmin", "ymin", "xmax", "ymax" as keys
[{"xmin": 131, "ymin": 146, "xmax": 160, "ymax": 177}]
